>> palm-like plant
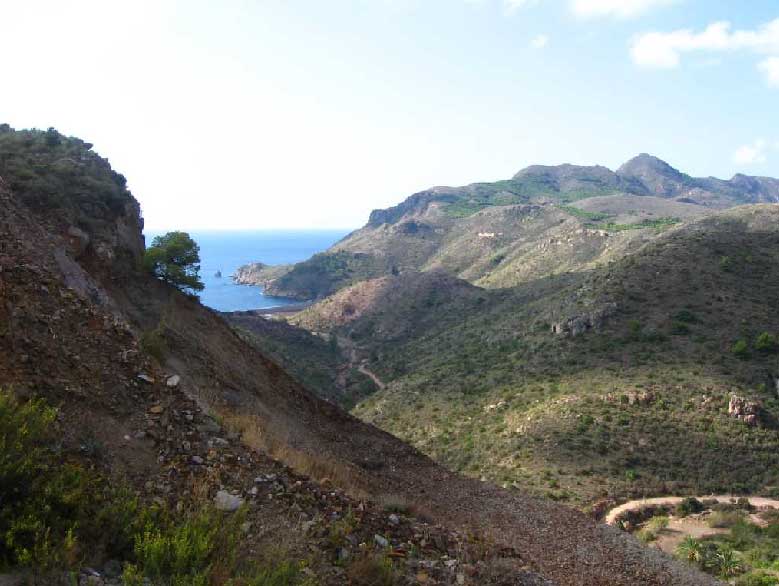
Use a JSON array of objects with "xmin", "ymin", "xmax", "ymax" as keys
[
  {"xmin": 676, "ymin": 536, "xmax": 703, "ymax": 564},
  {"xmin": 713, "ymin": 548, "xmax": 742, "ymax": 578}
]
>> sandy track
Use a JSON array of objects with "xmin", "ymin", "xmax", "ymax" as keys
[{"xmin": 605, "ymin": 495, "xmax": 779, "ymax": 525}]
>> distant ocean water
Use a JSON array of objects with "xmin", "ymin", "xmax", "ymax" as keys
[{"xmin": 143, "ymin": 229, "xmax": 350, "ymax": 312}]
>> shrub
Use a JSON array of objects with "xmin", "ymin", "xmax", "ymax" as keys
[
  {"xmin": 732, "ymin": 340, "xmax": 750, "ymax": 359},
  {"xmin": 637, "ymin": 515, "xmax": 669, "ymax": 543},
  {"xmin": 755, "ymin": 332, "xmax": 779, "ymax": 353},
  {"xmin": 676, "ymin": 497, "xmax": 704, "ymax": 517},
  {"xmin": 736, "ymin": 571, "xmax": 779, "ymax": 586},
  {"xmin": 670, "ymin": 321, "xmax": 691, "ymax": 335},
  {"xmin": 708, "ymin": 511, "xmax": 745, "ymax": 528},
  {"xmin": 646, "ymin": 515, "xmax": 669, "ymax": 532},
  {"xmin": 673, "ymin": 310, "xmax": 698, "ymax": 323},
  {"xmin": 140, "ymin": 327, "xmax": 168, "ymax": 363},
  {"xmin": 707, "ymin": 546, "xmax": 742, "ymax": 577},
  {"xmin": 0, "ymin": 389, "xmax": 304, "ymax": 584},
  {"xmin": 0, "ymin": 389, "xmax": 137, "ymax": 571},
  {"xmin": 347, "ymin": 554, "xmax": 396, "ymax": 586},
  {"xmin": 676, "ymin": 536, "xmax": 703, "ymax": 563}
]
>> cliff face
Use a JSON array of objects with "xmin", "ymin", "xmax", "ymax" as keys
[{"xmin": 0, "ymin": 126, "xmax": 145, "ymax": 276}]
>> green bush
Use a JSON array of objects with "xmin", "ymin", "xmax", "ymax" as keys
[
  {"xmin": 0, "ymin": 127, "xmax": 131, "ymax": 227},
  {"xmin": 736, "ymin": 571, "xmax": 779, "ymax": 586},
  {"xmin": 637, "ymin": 515, "xmax": 669, "ymax": 543},
  {"xmin": 755, "ymin": 332, "xmax": 779, "ymax": 353},
  {"xmin": 0, "ymin": 389, "xmax": 307, "ymax": 584},
  {"xmin": 0, "ymin": 389, "xmax": 137, "ymax": 571},
  {"xmin": 140, "ymin": 327, "xmax": 168, "ymax": 362},
  {"xmin": 676, "ymin": 497, "xmax": 704, "ymax": 517},
  {"xmin": 732, "ymin": 340, "xmax": 750, "ymax": 359},
  {"xmin": 673, "ymin": 310, "xmax": 698, "ymax": 323}
]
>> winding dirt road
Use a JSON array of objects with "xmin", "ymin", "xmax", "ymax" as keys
[{"xmin": 605, "ymin": 495, "xmax": 779, "ymax": 525}]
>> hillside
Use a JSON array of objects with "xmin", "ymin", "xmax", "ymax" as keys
[
  {"xmin": 236, "ymin": 154, "xmax": 779, "ymax": 300},
  {"xmin": 0, "ymin": 126, "xmax": 724, "ymax": 584},
  {"xmin": 282, "ymin": 205, "xmax": 779, "ymax": 515}
]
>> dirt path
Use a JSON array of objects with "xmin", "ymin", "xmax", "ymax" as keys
[
  {"xmin": 605, "ymin": 495, "xmax": 779, "ymax": 525},
  {"xmin": 336, "ymin": 335, "xmax": 386, "ymax": 390},
  {"xmin": 652, "ymin": 518, "xmax": 729, "ymax": 554}
]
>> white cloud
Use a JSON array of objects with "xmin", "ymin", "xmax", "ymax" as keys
[
  {"xmin": 733, "ymin": 140, "xmax": 768, "ymax": 165},
  {"xmin": 759, "ymin": 56, "xmax": 779, "ymax": 87},
  {"xmin": 631, "ymin": 19, "xmax": 779, "ymax": 87},
  {"xmin": 531, "ymin": 34, "xmax": 549, "ymax": 49},
  {"xmin": 631, "ymin": 19, "xmax": 779, "ymax": 88},
  {"xmin": 571, "ymin": 0, "xmax": 675, "ymax": 19},
  {"xmin": 504, "ymin": 0, "xmax": 540, "ymax": 12}
]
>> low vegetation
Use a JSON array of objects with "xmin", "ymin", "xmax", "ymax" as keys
[
  {"xmin": 675, "ymin": 515, "xmax": 779, "ymax": 584},
  {"xmin": 0, "ymin": 125, "xmax": 132, "ymax": 230},
  {"xmin": 0, "ymin": 389, "xmax": 310, "ymax": 585}
]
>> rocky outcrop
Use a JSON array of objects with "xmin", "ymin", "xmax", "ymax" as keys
[
  {"xmin": 232, "ymin": 262, "xmax": 270, "ymax": 285},
  {"xmin": 728, "ymin": 394, "xmax": 763, "ymax": 426},
  {"xmin": 552, "ymin": 303, "xmax": 618, "ymax": 337}
]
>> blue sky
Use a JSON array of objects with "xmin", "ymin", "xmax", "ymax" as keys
[{"xmin": 1, "ymin": 0, "xmax": 777, "ymax": 229}]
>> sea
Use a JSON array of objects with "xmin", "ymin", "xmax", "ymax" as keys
[{"xmin": 143, "ymin": 229, "xmax": 351, "ymax": 312}]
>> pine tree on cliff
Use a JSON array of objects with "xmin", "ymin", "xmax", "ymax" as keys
[{"xmin": 143, "ymin": 231, "xmax": 205, "ymax": 294}]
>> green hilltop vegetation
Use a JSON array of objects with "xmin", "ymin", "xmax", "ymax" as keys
[
  {"xmin": 0, "ymin": 125, "xmax": 133, "ymax": 227},
  {"xmin": 237, "ymin": 156, "xmax": 779, "ymax": 512}
]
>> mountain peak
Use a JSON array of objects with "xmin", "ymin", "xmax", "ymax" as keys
[
  {"xmin": 616, "ymin": 153, "xmax": 689, "ymax": 196},
  {"xmin": 617, "ymin": 153, "xmax": 678, "ymax": 175}
]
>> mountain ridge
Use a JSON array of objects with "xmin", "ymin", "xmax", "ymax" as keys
[{"xmin": 238, "ymin": 154, "xmax": 779, "ymax": 302}]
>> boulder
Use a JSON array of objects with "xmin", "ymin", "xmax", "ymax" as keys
[
  {"xmin": 214, "ymin": 490, "xmax": 244, "ymax": 512},
  {"xmin": 728, "ymin": 394, "xmax": 762, "ymax": 426}
]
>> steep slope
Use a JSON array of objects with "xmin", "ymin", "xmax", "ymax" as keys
[
  {"xmin": 0, "ymin": 126, "xmax": 722, "ymax": 584},
  {"xmin": 240, "ymin": 154, "xmax": 779, "ymax": 300}
]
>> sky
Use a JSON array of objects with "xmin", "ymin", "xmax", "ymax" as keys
[{"xmin": 1, "ymin": 0, "xmax": 777, "ymax": 230}]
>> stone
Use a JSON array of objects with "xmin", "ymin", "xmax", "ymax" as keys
[
  {"xmin": 728, "ymin": 394, "xmax": 762, "ymax": 426},
  {"xmin": 137, "ymin": 374, "xmax": 154, "ymax": 384},
  {"xmin": 388, "ymin": 513, "xmax": 400, "ymax": 525},
  {"xmin": 166, "ymin": 375, "xmax": 181, "ymax": 388},
  {"xmin": 374, "ymin": 534, "xmax": 389, "ymax": 548},
  {"xmin": 191, "ymin": 455, "xmax": 205, "ymax": 465},
  {"xmin": 148, "ymin": 405, "xmax": 164, "ymax": 414},
  {"xmin": 214, "ymin": 490, "xmax": 244, "ymax": 512}
]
